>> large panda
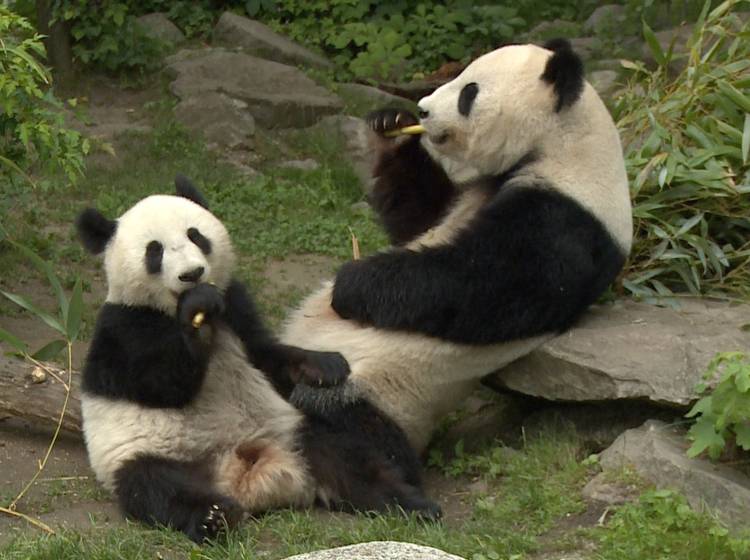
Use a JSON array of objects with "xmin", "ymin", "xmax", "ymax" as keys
[
  {"xmin": 76, "ymin": 177, "xmax": 438, "ymax": 542},
  {"xmin": 283, "ymin": 40, "xmax": 633, "ymax": 453}
]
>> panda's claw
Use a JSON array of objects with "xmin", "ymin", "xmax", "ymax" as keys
[{"xmin": 366, "ymin": 108, "xmax": 418, "ymax": 137}]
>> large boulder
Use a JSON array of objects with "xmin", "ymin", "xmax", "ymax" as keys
[
  {"xmin": 167, "ymin": 49, "xmax": 342, "ymax": 129},
  {"xmin": 173, "ymin": 92, "xmax": 255, "ymax": 150},
  {"xmin": 213, "ymin": 12, "xmax": 332, "ymax": 70},
  {"xmin": 492, "ymin": 300, "xmax": 750, "ymax": 406},
  {"xmin": 599, "ymin": 420, "xmax": 750, "ymax": 529},
  {"xmin": 136, "ymin": 13, "xmax": 185, "ymax": 45},
  {"xmin": 281, "ymin": 542, "xmax": 465, "ymax": 560},
  {"xmin": 336, "ymin": 82, "xmax": 413, "ymax": 110},
  {"xmin": 305, "ymin": 115, "xmax": 376, "ymax": 193}
]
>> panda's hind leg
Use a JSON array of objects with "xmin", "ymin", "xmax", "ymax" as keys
[
  {"xmin": 114, "ymin": 454, "xmax": 244, "ymax": 542},
  {"xmin": 300, "ymin": 397, "xmax": 441, "ymax": 520}
]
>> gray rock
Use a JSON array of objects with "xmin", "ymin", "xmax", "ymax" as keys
[
  {"xmin": 492, "ymin": 299, "xmax": 750, "ymax": 406},
  {"xmin": 582, "ymin": 474, "xmax": 638, "ymax": 506},
  {"xmin": 174, "ymin": 92, "xmax": 255, "ymax": 150},
  {"xmin": 168, "ymin": 50, "xmax": 342, "ymax": 129},
  {"xmin": 279, "ymin": 159, "xmax": 320, "ymax": 171},
  {"xmin": 568, "ymin": 37, "xmax": 598, "ymax": 62},
  {"xmin": 281, "ymin": 542, "xmax": 465, "ymax": 560},
  {"xmin": 583, "ymin": 5, "xmax": 627, "ymax": 35},
  {"xmin": 136, "ymin": 13, "xmax": 185, "ymax": 45},
  {"xmin": 527, "ymin": 19, "xmax": 582, "ymax": 41},
  {"xmin": 337, "ymin": 82, "xmax": 412, "ymax": 109},
  {"xmin": 213, "ymin": 12, "xmax": 332, "ymax": 69},
  {"xmin": 600, "ymin": 420, "xmax": 750, "ymax": 528},
  {"xmin": 307, "ymin": 115, "xmax": 376, "ymax": 193},
  {"xmin": 588, "ymin": 70, "xmax": 619, "ymax": 98}
]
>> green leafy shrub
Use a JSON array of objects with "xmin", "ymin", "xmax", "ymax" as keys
[
  {"xmin": 686, "ymin": 351, "xmax": 750, "ymax": 460},
  {"xmin": 595, "ymin": 489, "xmax": 750, "ymax": 558},
  {"xmin": 615, "ymin": 1, "xmax": 750, "ymax": 300},
  {"xmin": 0, "ymin": 6, "xmax": 88, "ymax": 184},
  {"xmin": 53, "ymin": 0, "xmax": 166, "ymax": 73},
  {"xmin": 265, "ymin": 1, "xmax": 524, "ymax": 82}
]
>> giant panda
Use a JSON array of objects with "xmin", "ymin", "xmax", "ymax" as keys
[
  {"xmin": 283, "ymin": 39, "xmax": 633, "ymax": 454},
  {"xmin": 76, "ymin": 177, "xmax": 439, "ymax": 542}
]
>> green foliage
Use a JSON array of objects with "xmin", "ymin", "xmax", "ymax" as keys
[
  {"xmin": 53, "ymin": 0, "xmax": 166, "ymax": 73},
  {"xmin": 0, "ymin": 6, "xmax": 88, "ymax": 184},
  {"xmin": 593, "ymin": 489, "xmax": 750, "ymax": 558},
  {"xmin": 686, "ymin": 351, "xmax": 750, "ymax": 459},
  {"xmin": 265, "ymin": 1, "xmax": 524, "ymax": 82},
  {"xmin": 615, "ymin": 0, "xmax": 750, "ymax": 300}
]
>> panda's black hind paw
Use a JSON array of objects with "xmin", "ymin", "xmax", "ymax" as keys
[
  {"xmin": 192, "ymin": 499, "xmax": 243, "ymax": 542},
  {"xmin": 366, "ymin": 108, "xmax": 419, "ymax": 136}
]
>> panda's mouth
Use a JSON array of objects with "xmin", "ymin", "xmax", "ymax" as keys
[{"xmin": 429, "ymin": 131, "xmax": 450, "ymax": 145}]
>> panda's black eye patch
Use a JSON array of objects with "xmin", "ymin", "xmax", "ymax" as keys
[
  {"xmin": 458, "ymin": 82, "xmax": 479, "ymax": 117},
  {"xmin": 145, "ymin": 241, "xmax": 163, "ymax": 274},
  {"xmin": 187, "ymin": 227, "xmax": 212, "ymax": 255}
]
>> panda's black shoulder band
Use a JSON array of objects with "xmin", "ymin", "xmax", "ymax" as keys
[{"xmin": 541, "ymin": 38, "xmax": 584, "ymax": 113}]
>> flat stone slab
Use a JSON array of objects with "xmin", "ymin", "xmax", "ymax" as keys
[
  {"xmin": 493, "ymin": 299, "xmax": 750, "ymax": 406},
  {"xmin": 282, "ymin": 542, "xmax": 465, "ymax": 560},
  {"xmin": 213, "ymin": 11, "xmax": 332, "ymax": 69},
  {"xmin": 168, "ymin": 49, "xmax": 342, "ymax": 129},
  {"xmin": 600, "ymin": 420, "xmax": 750, "ymax": 529}
]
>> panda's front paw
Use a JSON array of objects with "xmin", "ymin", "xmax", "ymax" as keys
[
  {"xmin": 366, "ymin": 108, "xmax": 419, "ymax": 137},
  {"xmin": 294, "ymin": 350, "xmax": 350, "ymax": 387},
  {"xmin": 331, "ymin": 261, "xmax": 370, "ymax": 323},
  {"xmin": 178, "ymin": 283, "xmax": 225, "ymax": 330}
]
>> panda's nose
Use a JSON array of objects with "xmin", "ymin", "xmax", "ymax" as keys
[
  {"xmin": 178, "ymin": 266, "xmax": 205, "ymax": 283},
  {"xmin": 418, "ymin": 107, "xmax": 429, "ymax": 119}
]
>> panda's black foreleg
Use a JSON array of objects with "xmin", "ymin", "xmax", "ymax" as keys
[
  {"xmin": 114, "ymin": 454, "xmax": 244, "ymax": 542},
  {"xmin": 222, "ymin": 280, "xmax": 350, "ymax": 398},
  {"xmin": 367, "ymin": 108, "xmax": 457, "ymax": 246}
]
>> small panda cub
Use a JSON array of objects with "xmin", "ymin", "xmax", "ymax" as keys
[{"xmin": 77, "ymin": 177, "xmax": 438, "ymax": 542}]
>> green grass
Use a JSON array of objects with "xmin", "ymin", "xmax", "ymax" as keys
[
  {"xmin": 4, "ymin": 429, "xmax": 748, "ymax": 559},
  {"xmin": 0, "ymin": 431, "xmax": 589, "ymax": 560}
]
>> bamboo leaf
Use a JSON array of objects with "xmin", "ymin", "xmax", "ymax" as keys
[
  {"xmin": 0, "ymin": 327, "xmax": 28, "ymax": 354},
  {"xmin": 0, "ymin": 290, "xmax": 66, "ymax": 335},
  {"xmin": 31, "ymin": 340, "xmax": 67, "ymax": 361},
  {"xmin": 643, "ymin": 20, "xmax": 666, "ymax": 67},
  {"xmin": 66, "ymin": 278, "xmax": 83, "ymax": 342},
  {"xmin": 12, "ymin": 243, "xmax": 68, "ymax": 323},
  {"xmin": 742, "ymin": 113, "xmax": 750, "ymax": 165}
]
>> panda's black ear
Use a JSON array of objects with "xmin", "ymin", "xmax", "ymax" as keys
[
  {"xmin": 541, "ymin": 38, "xmax": 584, "ymax": 113},
  {"xmin": 175, "ymin": 174, "xmax": 209, "ymax": 209},
  {"xmin": 76, "ymin": 208, "xmax": 117, "ymax": 255}
]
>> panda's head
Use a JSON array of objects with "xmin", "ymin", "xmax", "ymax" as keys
[
  {"xmin": 417, "ymin": 39, "xmax": 585, "ymax": 177},
  {"xmin": 76, "ymin": 176, "xmax": 235, "ymax": 315}
]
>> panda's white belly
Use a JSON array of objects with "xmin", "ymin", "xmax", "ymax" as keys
[
  {"xmin": 282, "ymin": 282, "xmax": 549, "ymax": 452},
  {"xmin": 82, "ymin": 328, "xmax": 304, "ymax": 491}
]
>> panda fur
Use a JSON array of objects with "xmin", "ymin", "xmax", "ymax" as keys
[
  {"xmin": 283, "ymin": 40, "xmax": 633, "ymax": 453},
  {"xmin": 77, "ymin": 178, "xmax": 439, "ymax": 542}
]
